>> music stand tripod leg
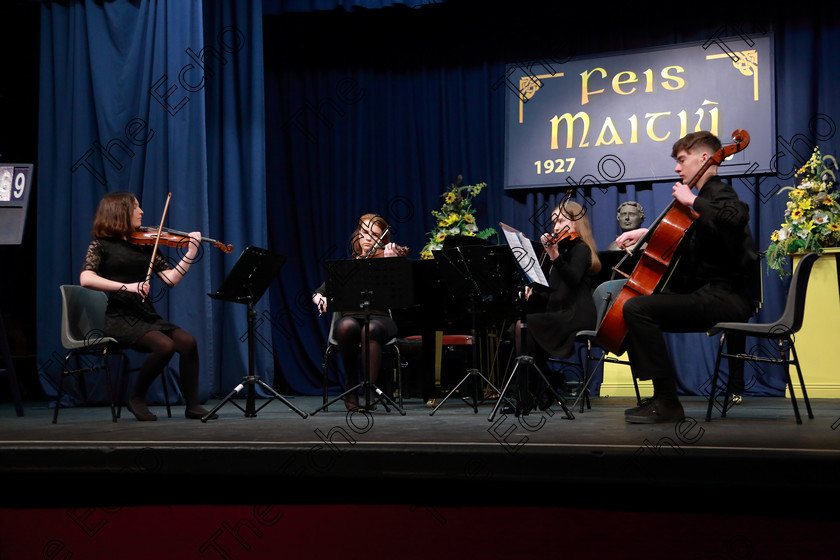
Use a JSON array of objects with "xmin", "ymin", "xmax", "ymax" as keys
[
  {"xmin": 310, "ymin": 383, "xmax": 361, "ymax": 416},
  {"xmin": 429, "ymin": 368, "xmax": 478, "ymax": 415},
  {"xmin": 488, "ymin": 357, "xmax": 522, "ymax": 421},
  {"xmin": 366, "ymin": 381, "xmax": 405, "ymax": 415},
  {"xmin": 430, "ymin": 368, "xmax": 504, "ymax": 415},
  {"xmin": 488, "ymin": 355, "xmax": 574, "ymax": 421},
  {"xmin": 254, "ymin": 377, "xmax": 308, "ymax": 418},
  {"xmin": 201, "ymin": 378, "xmax": 247, "ymax": 422},
  {"xmin": 531, "ymin": 359, "xmax": 574, "ymax": 420}
]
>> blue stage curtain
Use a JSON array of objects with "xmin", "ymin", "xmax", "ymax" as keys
[
  {"xmin": 36, "ymin": 0, "xmax": 268, "ymax": 406},
  {"xmin": 262, "ymin": 3, "xmax": 840, "ymax": 398}
]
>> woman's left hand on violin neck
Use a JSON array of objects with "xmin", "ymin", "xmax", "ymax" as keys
[
  {"xmin": 182, "ymin": 231, "xmax": 202, "ymax": 259},
  {"xmin": 540, "ymin": 233, "xmax": 561, "ymax": 261},
  {"xmin": 154, "ymin": 231, "xmax": 201, "ymax": 288}
]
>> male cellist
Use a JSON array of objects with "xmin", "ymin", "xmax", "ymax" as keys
[{"xmin": 614, "ymin": 131, "xmax": 759, "ymax": 423}]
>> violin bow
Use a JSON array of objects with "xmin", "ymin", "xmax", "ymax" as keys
[{"xmin": 142, "ymin": 192, "xmax": 172, "ymax": 301}]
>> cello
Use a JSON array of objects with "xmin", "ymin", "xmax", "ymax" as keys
[{"xmin": 595, "ymin": 129, "xmax": 751, "ymax": 354}]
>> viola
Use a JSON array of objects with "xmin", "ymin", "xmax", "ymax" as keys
[
  {"xmin": 595, "ymin": 129, "xmax": 751, "ymax": 354},
  {"xmin": 131, "ymin": 226, "xmax": 234, "ymax": 254}
]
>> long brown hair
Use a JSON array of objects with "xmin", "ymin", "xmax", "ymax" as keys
[
  {"xmin": 91, "ymin": 191, "xmax": 136, "ymax": 238},
  {"xmin": 556, "ymin": 200, "xmax": 601, "ymax": 274},
  {"xmin": 350, "ymin": 213, "xmax": 391, "ymax": 258}
]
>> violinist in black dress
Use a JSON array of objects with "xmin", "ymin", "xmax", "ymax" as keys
[
  {"xmin": 312, "ymin": 213, "xmax": 402, "ymax": 412},
  {"xmin": 514, "ymin": 199, "xmax": 601, "ymax": 409},
  {"xmin": 80, "ymin": 191, "xmax": 215, "ymax": 421}
]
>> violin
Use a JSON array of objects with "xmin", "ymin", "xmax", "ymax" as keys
[
  {"xmin": 539, "ymin": 230, "xmax": 580, "ymax": 266},
  {"xmin": 130, "ymin": 226, "xmax": 234, "ymax": 254},
  {"xmin": 360, "ymin": 243, "xmax": 410, "ymax": 259}
]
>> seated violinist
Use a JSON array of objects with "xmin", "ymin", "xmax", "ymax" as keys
[
  {"xmin": 514, "ymin": 199, "xmax": 601, "ymax": 410},
  {"xmin": 312, "ymin": 213, "xmax": 402, "ymax": 411},
  {"xmin": 79, "ymin": 191, "xmax": 216, "ymax": 421}
]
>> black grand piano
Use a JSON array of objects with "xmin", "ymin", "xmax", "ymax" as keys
[
  {"xmin": 391, "ymin": 236, "xmax": 523, "ymax": 402},
  {"xmin": 391, "ymin": 235, "xmax": 641, "ymax": 403}
]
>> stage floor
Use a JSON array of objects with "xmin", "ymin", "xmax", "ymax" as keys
[
  {"xmin": 2, "ymin": 394, "xmax": 839, "ymax": 558},
  {"xmin": 1, "ymin": 393, "xmax": 839, "ymax": 510}
]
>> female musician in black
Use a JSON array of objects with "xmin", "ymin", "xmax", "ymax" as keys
[
  {"xmin": 80, "ymin": 192, "xmax": 215, "ymax": 421},
  {"xmin": 515, "ymin": 199, "xmax": 601, "ymax": 409},
  {"xmin": 312, "ymin": 213, "xmax": 401, "ymax": 411}
]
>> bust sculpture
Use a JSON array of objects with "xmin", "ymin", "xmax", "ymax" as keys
[{"xmin": 607, "ymin": 201, "xmax": 645, "ymax": 250}]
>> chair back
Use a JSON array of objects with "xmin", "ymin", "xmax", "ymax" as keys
[
  {"xmin": 59, "ymin": 285, "xmax": 113, "ymax": 350},
  {"xmin": 778, "ymin": 252, "xmax": 819, "ymax": 334},
  {"xmin": 592, "ymin": 278, "xmax": 628, "ymax": 324}
]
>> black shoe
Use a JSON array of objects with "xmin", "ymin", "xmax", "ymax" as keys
[
  {"xmin": 624, "ymin": 397, "xmax": 685, "ymax": 424},
  {"xmin": 127, "ymin": 398, "xmax": 157, "ymax": 421},
  {"xmin": 185, "ymin": 405, "xmax": 218, "ymax": 420},
  {"xmin": 624, "ymin": 397, "xmax": 655, "ymax": 415}
]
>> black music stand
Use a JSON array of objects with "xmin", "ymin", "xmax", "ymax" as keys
[
  {"xmin": 428, "ymin": 245, "xmax": 514, "ymax": 415},
  {"xmin": 488, "ymin": 224, "xmax": 574, "ymax": 421},
  {"xmin": 202, "ymin": 246, "xmax": 307, "ymax": 421},
  {"xmin": 310, "ymin": 257, "xmax": 412, "ymax": 416}
]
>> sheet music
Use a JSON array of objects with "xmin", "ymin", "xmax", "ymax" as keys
[{"xmin": 500, "ymin": 222, "xmax": 549, "ymax": 288}]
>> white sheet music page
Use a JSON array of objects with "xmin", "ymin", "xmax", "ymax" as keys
[{"xmin": 500, "ymin": 222, "xmax": 549, "ymax": 288}]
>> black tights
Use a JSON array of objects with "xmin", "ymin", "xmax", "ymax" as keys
[
  {"xmin": 132, "ymin": 328, "xmax": 199, "ymax": 405},
  {"xmin": 335, "ymin": 316, "xmax": 393, "ymax": 386}
]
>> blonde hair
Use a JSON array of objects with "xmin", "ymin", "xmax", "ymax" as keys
[{"xmin": 556, "ymin": 200, "xmax": 601, "ymax": 274}]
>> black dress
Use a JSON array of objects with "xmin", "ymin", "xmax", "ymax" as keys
[
  {"xmin": 82, "ymin": 237, "xmax": 179, "ymax": 346},
  {"xmin": 525, "ymin": 239, "xmax": 597, "ymax": 359}
]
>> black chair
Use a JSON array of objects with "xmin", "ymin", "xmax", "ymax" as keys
[
  {"xmin": 704, "ymin": 252, "xmax": 819, "ymax": 424},
  {"xmin": 564, "ymin": 278, "xmax": 640, "ymax": 412},
  {"xmin": 321, "ymin": 312, "xmax": 403, "ymax": 410},
  {"xmin": 53, "ymin": 285, "xmax": 171, "ymax": 423}
]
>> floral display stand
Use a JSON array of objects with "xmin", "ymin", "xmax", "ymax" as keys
[{"xmin": 789, "ymin": 249, "xmax": 840, "ymax": 398}]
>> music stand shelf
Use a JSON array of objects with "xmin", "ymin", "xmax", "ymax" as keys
[{"xmin": 202, "ymin": 246, "xmax": 307, "ymax": 421}]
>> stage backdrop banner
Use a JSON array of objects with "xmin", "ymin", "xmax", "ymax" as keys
[{"xmin": 503, "ymin": 34, "xmax": 775, "ymax": 190}]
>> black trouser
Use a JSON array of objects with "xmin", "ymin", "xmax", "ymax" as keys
[{"xmin": 623, "ymin": 284, "xmax": 754, "ymax": 385}]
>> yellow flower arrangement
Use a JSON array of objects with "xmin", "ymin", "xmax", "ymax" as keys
[
  {"xmin": 767, "ymin": 146, "xmax": 840, "ymax": 277},
  {"xmin": 420, "ymin": 179, "xmax": 497, "ymax": 259}
]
